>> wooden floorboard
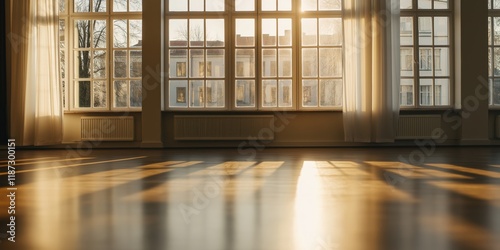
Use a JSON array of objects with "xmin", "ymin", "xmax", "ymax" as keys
[{"xmin": 0, "ymin": 147, "xmax": 499, "ymax": 250}]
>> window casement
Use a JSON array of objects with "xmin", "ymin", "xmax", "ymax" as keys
[
  {"xmin": 165, "ymin": 0, "xmax": 344, "ymax": 111},
  {"xmin": 400, "ymin": 0, "xmax": 453, "ymax": 108},
  {"xmin": 59, "ymin": 0, "xmax": 143, "ymax": 112},
  {"xmin": 488, "ymin": 0, "xmax": 500, "ymax": 106}
]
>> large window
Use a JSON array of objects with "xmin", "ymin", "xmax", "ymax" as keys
[
  {"xmin": 400, "ymin": 0, "xmax": 452, "ymax": 107},
  {"xmin": 59, "ymin": 0, "xmax": 143, "ymax": 111},
  {"xmin": 165, "ymin": 0, "xmax": 344, "ymax": 110},
  {"xmin": 489, "ymin": 0, "xmax": 500, "ymax": 106}
]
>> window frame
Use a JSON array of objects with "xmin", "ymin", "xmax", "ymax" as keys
[
  {"xmin": 400, "ymin": 0, "xmax": 455, "ymax": 109},
  {"xmin": 164, "ymin": 0, "xmax": 345, "ymax": 111},
  {"xmin": 488, "ymin": 0, "xmax": 500, "ymax": 108},
  {"xmin": 60, "ymin": 0, "xmax": 143, "ymax": 112}
]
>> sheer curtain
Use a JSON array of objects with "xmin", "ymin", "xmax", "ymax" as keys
[
  {"xmin": 343, "ymin": 0, "xmax": 400, "ymax": 142},
  {"xmin": 10, "ymin": 0, "xmax": 63, "ymax": 146}
]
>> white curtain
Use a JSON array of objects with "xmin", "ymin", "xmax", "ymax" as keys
[
  {"xmin": 10, "ymin": 0, "xmax": 63, "ymax": 146},
  {"xmin": 343, "ymin": 0, "xmax": 400, "ymax": 142}
]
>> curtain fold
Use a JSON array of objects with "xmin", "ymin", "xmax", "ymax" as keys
[
  {"xmin": 10, "ymin": 0, "xmax": 63, "ymax": 146},
  {"xmin": 343, "ymin": 0, "xmax": 400, "ymax": 143}
]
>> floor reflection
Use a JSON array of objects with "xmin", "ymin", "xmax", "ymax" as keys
[{"xmin": 0, "ymin": 148, "xmax": 499, "ymax": 250}]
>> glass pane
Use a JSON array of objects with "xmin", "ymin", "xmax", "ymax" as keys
[
  {"xmin": 130, "ymin": 80, "xmax": 142, "ymax": 107},
  {"xmin": 418, "ymin": 17, "xmax": 433, "ymax": 46},
  {"xmin": 262, "ymin": 0, "xmax": 276, "ymax": 11},
  {"xmin": 206, "ymin": 49, "xmax": 225, "ymax": 78},
  {"xmin": 93, "ymin": 50, "xmax": 106, "ymax": 78},
  {"xmin": 190, "ymin": 19, "xmax": 205, "ymax": 47},
  {"xmin": 113, "ymin": 19, "xmax": 127, "ymax": 48},
  {"xmin": 419, "ymin": 48, "xmax": 433, "ymax": 77},
  {"xmin": 496, "ymin": 0, "xmax": 500, "ymax": 9},
  {"xmin": 59, "ymin": 0, "xmax": 66, "ymax": 13},
  {"xmin": 235, "ymin": 80, "xmax": 255, "ymax": 107},
  {"xmin": 400, "ymin": 79, "xmax": 414, "ymax": 106},
  {"xmin": 302, "ymin": 0, "xmax": 317, "ymax": 11},
  {"xmin": 114, "ymin": 81, "xmax": 128, "ymax": 107},
  {"xmin": 75, "ymin": 0, "xmax": 90, "ymax": 12},
  {"xmin": 400, "ymin": 48, "xmax": 414, "ymax": 77},
  {"xmin": 129, "ymin": 0, "xmax": 142, "ymax": 11},
  {"xmin": 489, "ymin": 48, "xmax": 493, "ymax": 77},
  {"xmin": 170, "ymin": 0, "xmax": 188, "ymax": 11},
  {"xmin": 489, "ymin": 17, "xmax": 492, "ymax": 46},
  {"xmin": 319, "ymin": 48, "xmax": 342, "ymax": 77},
  {"xmin": 434, "ymin": 0, "xmax": 448, "ymax": 9},
  {"xmin": 262, "ymin": 49, "xmax": 277, "ymax": 77},
  {"xmin": 278, "ymin": 49, "xmax": 292, "ymax": 77},
  {"xmin": 493, "ymin": 79, "xmax": 500, "ymax": 104},
  {"xmin": 206, "ymin": 19, "xmax": 225, "ymax": 47},
  {"xmin": 114, "ymin": 50, "xmax": 127, "ymax": 78},
  {"xmin": 235, "ymin": 0, "xmax": 255, "ymax": 11},
  {"xmin": 262, "ymin": 80, "xmax": 278, "ymax": 107},
  {"xmin": 207, "ymin": 0, "xmax": 224, "ymax": 11},
  {"xmin": 93, "ymin": 0, "xmax": 106, "ymax": 12},
  {"xmin": 320, "ymin": 79, "xmax": 342, "ymax": 107},
  {"xmin": 235, "ymin": 49, "xmax": 255, "ymax": 77},
  {"xmin": 302, "ymin": 48, "xmax": 318, "ymax": 77},
  {"xmin": 78, "ymin": 81, "xmax": 91, "ymax": 107},
  {"xmin": 75, "ymin": 51, "xmax": 91, "ymax": 78},
  {"xmin": 319, "ymin": 18, "xmax": 342, "ymax": 46},
  {"xmin": 400, "ymin": 0, "xmax": 412, "ymax": 9},
  {"xmin": 169, "ymin": 80, "xmax": 188, "ymax": 107},
  {"xmin": 75, "ymin": 20, "xmax": 91, "ymax": 48},
  {"xmin": 262, "ymin": 19, "xmax": 277, "ymax": 46},
  {"xmin": 419, "ymin": 79, "xmax": 433, "ymax": 106},
  {"xmin": 190, "ymin": 0, "xmax": 204, "ymax": 11},
  {"xmin": 169, "ymin": 49, "xmax": 187, "ymax": 78},
  {"xmin": 236, "ymin": 19, "xmax": 255, "ymax": 46},
  {"xmin": 495, "ymin": 17, "xmax": 500, "ymax": 45},
  {"xmin": 494, "ymin": 48, "xmax": 500, "ymax": 76},
  {"xmin": 93, "ymin": 81, "xmax": 107, "ymax": 107},
  {"xmin": 435, "ymin": 79, "xmax": 449, "ymax": 105},
  {"xmin": 93, "ymin": 20, "xmax": 106, "ymax": 48},
  {"xmin": 302, "ymin": 18, "xmax": 317, "ymax": 46},
  {"xmin": 319, "ymin": 0, "xmax": 341, "ymax": 10},
  {"xmin": 434, "ymin": 17, "xmax": 448, "ymax": 45},
  {"xmin": 400, "ymin": 17, "xmax": 413, "ymax": 46},
  {"xmin": 189, "ymin": 49, "xmax": 204, "ymax": 77},
  {"xmin": 302, "ymin": 80, "xmax": 318, "ymax": 107},
  {"xmin": 169, "ymin": 19, "xmax": 188, "ymax": 47},
  {"xmin": 278, "ymin": 19, "xmax": 292, "ymax": 46},
  {"xmin": 418, "ymin": 0, "xmax": 431, "ymax": 9},
  {"xmin": 206, "ymin": 80, "xmax": 225, "ymax": 107},
  {"xmin": 113, "ymin": 0, "xmax": 127, "ymax": 12},
  {"xmin": 189, "ymin": 80, "xmax": 204, "ymax": 107},
  {"xmin": 129, "ymin": 20, "xmax": 142, "ymax": 47},
  {"xmin": 434, "ymin": 48, "xmax": 449, "ymax": 77},
  {"xmin": 278, "ymin": 80, "xmax": 292, "ymax": 107},
  {"xmin": 130, "ymin": 50, "xmax": 142, "ymax": 77},
  {"xmin": 278, "ymin": 0, "xmax": 292, "ymax": 11}
]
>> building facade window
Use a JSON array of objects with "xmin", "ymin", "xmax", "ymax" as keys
[
  {"xmin": 400, "ymin": 0, "xmax": 452, "ymax": 107},
  {"xmin": 488, "ymin": 0, "xmax": 500, "ymax": 106},
  {"xmin": 165, "ymin": 0, "xmax": 344, "ymax": 110},
  {"xmin": 59, "ymin": 0, "xmax": 143, "ymax": 111}
]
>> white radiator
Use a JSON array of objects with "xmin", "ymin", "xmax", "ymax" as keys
[
  {"xmin": 396, "ymin": 115, "xmax": 441, "ymax": 139},
  {"xmin": 496, "ymin": 115, "xmax": 500, "ymax": 139},
  {"xmin": 81, "ymin": 116, "xmax": 134, "ymax": 141},
  {"xmin": 174, "ymin": 115, "xmax": 275, "ymax": 140}
]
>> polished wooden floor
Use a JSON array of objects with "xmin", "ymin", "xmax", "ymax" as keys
[{"xmin": 0, "ymin": 147, "xmax": 499, "ymax": 250}]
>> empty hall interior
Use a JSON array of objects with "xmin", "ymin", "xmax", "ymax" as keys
[{"xmin": 1, "ymin": 0, "xmax": 500, "ymax": 249}]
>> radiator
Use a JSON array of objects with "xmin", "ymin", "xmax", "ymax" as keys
[
  {"xmin": 496, "ymin": 116, "xmax": 500, "ymax": 139},
  {"xmin": 396, "ymin": 115, "xmax": 441, "ymax": 139},
  {"xmin": 174, "ymin": 115, "xmax": 275, "ymax": 140},
  {"xmin": 81, "ymin": 116, "xmax": 134, "ymax": 141}
]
